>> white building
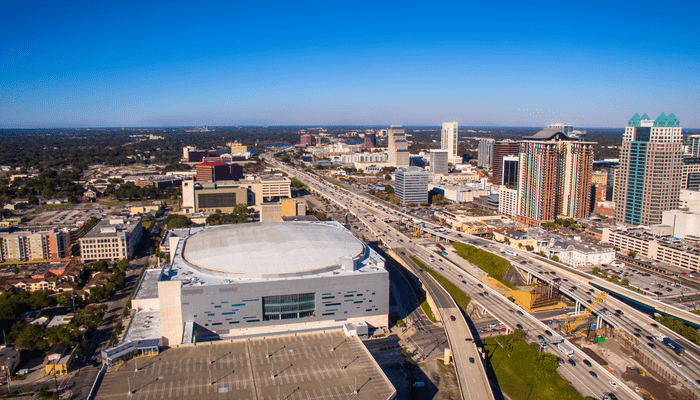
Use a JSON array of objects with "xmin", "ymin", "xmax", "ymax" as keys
[
  {"xmin": 679, "ymin": 189, "xmax": 700, "ymax": 213},
  {"xmin": 536, "ymin": 236, "xmax": 615, "ymax": 268},
  {"xmin": 339, "ymin": 153, "xmax": 388, "ymax": 164},
  {"xmin": 131, "ymin": 222, "xmax": 389, "ymax": 345},
  {"xmin": 429, "ymin": 183, "xmax": 488, "ymax": 203},
  {"xmin": 498, "ymin": 186, "xmax": 519, "ymax": 217},
  {"xmin": 79, "ymin": 216, "xmax": 143, "ymax": 262},
  {"xmin": 429, "ymin": 149, "xmax": 449, "ymax": 175},
  {"xmin": 661, "ymin": 210, "xmax": 700, "ymax": 239},
  {"xmin": 441, "ymin": 122, "xmax": 460, "ymax": 164},
  {"xmin": 395, "ymin": 167, "xmax": 429, "ymax": 205}
]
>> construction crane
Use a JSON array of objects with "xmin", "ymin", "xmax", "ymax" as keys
[
  {"xmin": 563, "ymin": 292, "xmax": 607, "ymax": 334},
  {"xmin": 412, "ymin": 223, "xmax": 424, "ymax": 238}
]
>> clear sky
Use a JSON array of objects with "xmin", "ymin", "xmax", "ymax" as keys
[{"xmin": 2, "ymin": 0, "xmax": 699, "ymax": 128}]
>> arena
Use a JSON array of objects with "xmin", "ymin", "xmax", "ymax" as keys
[{"xmin": 130, "ymin": 221, "xmax": 389, "ymax": 345}]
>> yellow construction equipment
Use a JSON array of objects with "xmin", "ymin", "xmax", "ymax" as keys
[
  {"xmin": 413, "ymin": 227, "xmax": 422, "ymax": 237},
  {"xmin": 563, "ymin": 292, "xmax": 607, "ymax": 334}
]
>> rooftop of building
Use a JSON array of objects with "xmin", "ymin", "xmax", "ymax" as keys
[
  {"xmin": 607, "ymin": 226, "xmax": 700, "ymax": 255},
  {"xmin": 144, "ymin": 222, "xmax": 386, "ymax": 291},
  {"xmin": 182, "ymin": 222, "xmax": 365, "ymax": 277},
  {"xmin": 81, "ymin": 215, "xmax": 142, "ymax": 239},
  {"xmin": 529, "ymin": 228, "xmax": 612, "ymax": 254}
]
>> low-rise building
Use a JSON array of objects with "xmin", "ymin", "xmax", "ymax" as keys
[
  {"xmin": 660, "ymin": 210, "xmax": 700, "ymax": 240},
  {"xmin": 79, "ymin": 216, "xmax": 143, "ymax": 262},
  {"xmin": 602, "ymin": 227, "xmax": 700, "ymax": 272},
  {"xmin": 493, "ymin": 229, "xmax": 537, "ymax": 249},
  {"xmin": 0, "ymin": 229, "xmax": 70, "ymax": 262},
  {"xmin": 429, "ymin": 183, "xmax": 489, "ymax": 203}
]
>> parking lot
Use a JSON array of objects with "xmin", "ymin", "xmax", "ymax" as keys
[
  {"xmin": 608, "ymin": 266, "xmax": 693, "ymax": 297},
  {"xmin": 98, "ymin": 330, "xmax": 395, "ymax": 400}
]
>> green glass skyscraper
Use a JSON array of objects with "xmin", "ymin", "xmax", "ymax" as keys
[{"xmin": 614, "ymin": 113, "xmax": 683, "ymax": 225}]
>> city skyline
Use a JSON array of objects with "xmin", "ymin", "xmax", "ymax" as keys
[{"xmin": 2, "ymin": 1, "xmax": 699, "ymax": 129}]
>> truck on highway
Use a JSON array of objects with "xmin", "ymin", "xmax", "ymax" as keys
[
  {"xmin": 662, "ymin": 337, "xmax": 685, "ymax": 356},
  {"xmin": 557, "ymin": 342, "xmax": 574, "ymax": 357}
]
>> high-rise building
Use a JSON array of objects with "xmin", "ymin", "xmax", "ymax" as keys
[
  {"xmin": 300, "ymin": 134, "xmax": 313, "ymax": 146},
  {"xmin": 501, "ymin": 156, "xmax": 519, "ymax": 188},
  {"xmin": 395, "ymin": 167, "xmax": 429, "ymax": 205},
  {"xmin": 682, "ymin": 157, "xmax": 700, "ymax": 190},
  {"xmin": 441, "ymin": 122, "xmax": 460, "ymax": 164},
  {"xmin": 477, "ymin": 138, "xmax": 494, "ymax": 168},
  {"xmin": 687, "ymin": 135, "xmax": 700, "ymax": 156},
  {"xmin": 195, "ymin": 161, "xmax": 243, "ymax": 182},
  {"xmin": 362, "ymin": 134, "xmax": 376, "ymax": 149},
  {"xmin": 517, "ymin": 128, "xmax": 595, "ymax": 225},
  {"xmin": 429, "ymin": 149, "xmax": 449, "ymax": 175},
  {"xmin": 388, "ymin": 126, "xmax": 409, "ymax": 167},
  {"xmin": 547, "ymin": 123, "xmax": 574, "ymax": 135},
  {"xmin": 614, "ymin": 113, "xmax": 683, "ymax": 225},
  {"xmin": 492, "ymin": 140, "xmax": 520, "ymax": 186}
]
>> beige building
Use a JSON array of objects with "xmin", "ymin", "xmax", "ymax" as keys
[
  {"xmin": 602, "ymin": 228, "xmax": 700, "ymax": 272},
  {"xmin": 0, "ymin": 229, "xmax": 70, "ymax": 262},
  {"xmin": 591, "ymin": 170, "xmax": 608, "ymax": 186},
  {"xmin": 79, "ymin": 216, "xmax": 143, "ymax": 262},
  {"xmin": 228, "ymin": 141, "xmax": 248, "ymax": 154},
  {"xmin": 130, "ymin": 205, "xmax": 160, "ymax": 215},
  {"xmin": 182, "ymin": 175, "xmax": 291, "ymax": 213},
  {"xmin": 387, "ymin": 126, "xmax": 409, "ymax": 167}
]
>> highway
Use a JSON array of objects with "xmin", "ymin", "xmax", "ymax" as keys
[
  {"xmin": 264, "ymin": 154, "xmax": 494, "ymax": 400},
  {"xmin": 420, "ymin": 228, "xmax": 700, "ymax": 394},
  {"xmin": 264, "ymin": 152, "xmax": 647, "ymax": 399}
]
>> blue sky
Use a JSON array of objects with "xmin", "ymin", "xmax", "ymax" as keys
[{"xmin": 2, "ymin": 0, "xmax": 699, "ymax": 128}]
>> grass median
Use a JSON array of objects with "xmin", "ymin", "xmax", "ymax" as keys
[
  {"xmin": 409, "ymin": 256, "xmax": 470, "ymax": 310},
  {"xmin": 452, "ymin": 243, "xmax": 514, "ymax": 288},
  {"xmin": 483, "ymin": 332, "xmax": 586, "ymax": 400}
]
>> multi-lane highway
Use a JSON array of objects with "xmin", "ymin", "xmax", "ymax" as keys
[
  {"xmin": 264, "ymin": 154, "xmax": 494, "ymax": 400},
  {"xmin": 265, "ymin": 152, "xmax": 653, "ymax": 399}
]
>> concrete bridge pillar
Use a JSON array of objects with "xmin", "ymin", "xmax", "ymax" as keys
[
  {"xmin": 575, "ymin": 301, "xmax": 581, "ymax": 313},
  {"xmin": 596, "ymin": 315, "xmax": 602, "ymax": 329},
  {"xmin": 526, "ymin": 272, "xmax": 532, "ymax": 285}
]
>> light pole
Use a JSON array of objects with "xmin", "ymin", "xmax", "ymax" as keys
[{"xmin": 128, "ymin": 376, "xmax": 132, "ymax": 395}]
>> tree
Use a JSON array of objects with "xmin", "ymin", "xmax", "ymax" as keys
[
  {"xmin": 551, "ymin": 255, "xmax": 559, "ymax": 262},
  {"xmin": 164, "ymin": 214, "xmax": 191, "ymax": 229},
  {"xmin": 591, "ymin": 267, "xmax": 600, "ymax": 275},
  {"xmin": 609, "ymin": 274, "xmax": 619, "ymax": 283},
  {"xmin": 525, "ymin": 245, "xmax": 534, "ymax": 251},
  {"xmin": 621, "ymin": 278, "xmax": 629, "ymax": 286},
  {"xmin": 628, "ymin": 250, "xmax": 637, "ymax": 258},
  {"xmin": 384, "ymin": 185, "xmax": 394, "ymax": 195}
]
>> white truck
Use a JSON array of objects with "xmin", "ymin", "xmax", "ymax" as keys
[{"xmin": 557, "ymin": 342, "xmax": 574, "ymax": 358}]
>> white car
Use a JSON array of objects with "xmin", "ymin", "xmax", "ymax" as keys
[
  {"xmin": 609, "ymin": 381, "xmax": 617, "ymax": 389},
  {"xmin": 674, "ymin": 361, "xmax": 682, "ymax": 367}
]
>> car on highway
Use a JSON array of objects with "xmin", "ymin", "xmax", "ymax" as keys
[
  {"xmin": 568, "ymin": 358, "xmax": 576, "ymax": 366},
  {"xmin": 461, "ymin": 280, "xmax": 466, "ymax": 284},
  {"xmin": 609, "ymin": 381, "xmax": 617, "ymax": 388},
  {"xmin": 651, "ymin": 323, "xmax": 658, "ymax": 328},
  {"xmin": 469, "ymin": 357, "xmax": 475, "ymax": 364},
  {"xmin": 589, "ymin": 370, "xmax": 598, "ymax": 378},
  {"xmin": 544, "ymin": 330, "xmax": 552, "ymax": 336},
  {"xmin": 516, "ymin": 324, "xmax": 523, "ymax": 329},
  {"xmin": 608, "ymin": 394, "xmax": 618, "ymax": 400},
  {"xmin": 557, "ymin": 356, "xmax": 565, "ymax": 365},
  {"xmin": 674, "ymin": 361, "xmax": 682, "ymax": 367},
  {"xmin": 517, "ymin": 310, "xmax": 523, "ymax": 315},
  {"xmin": 583, "ymin": 359, "xmax": 592, "ymax": 367},
  {"xmin": 537, "ymin": 335, "xmax": 545, "ymax": 341},
  {"xmin": 450, "ymin": 315, "xmax": 456, "ymax": 321}
]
